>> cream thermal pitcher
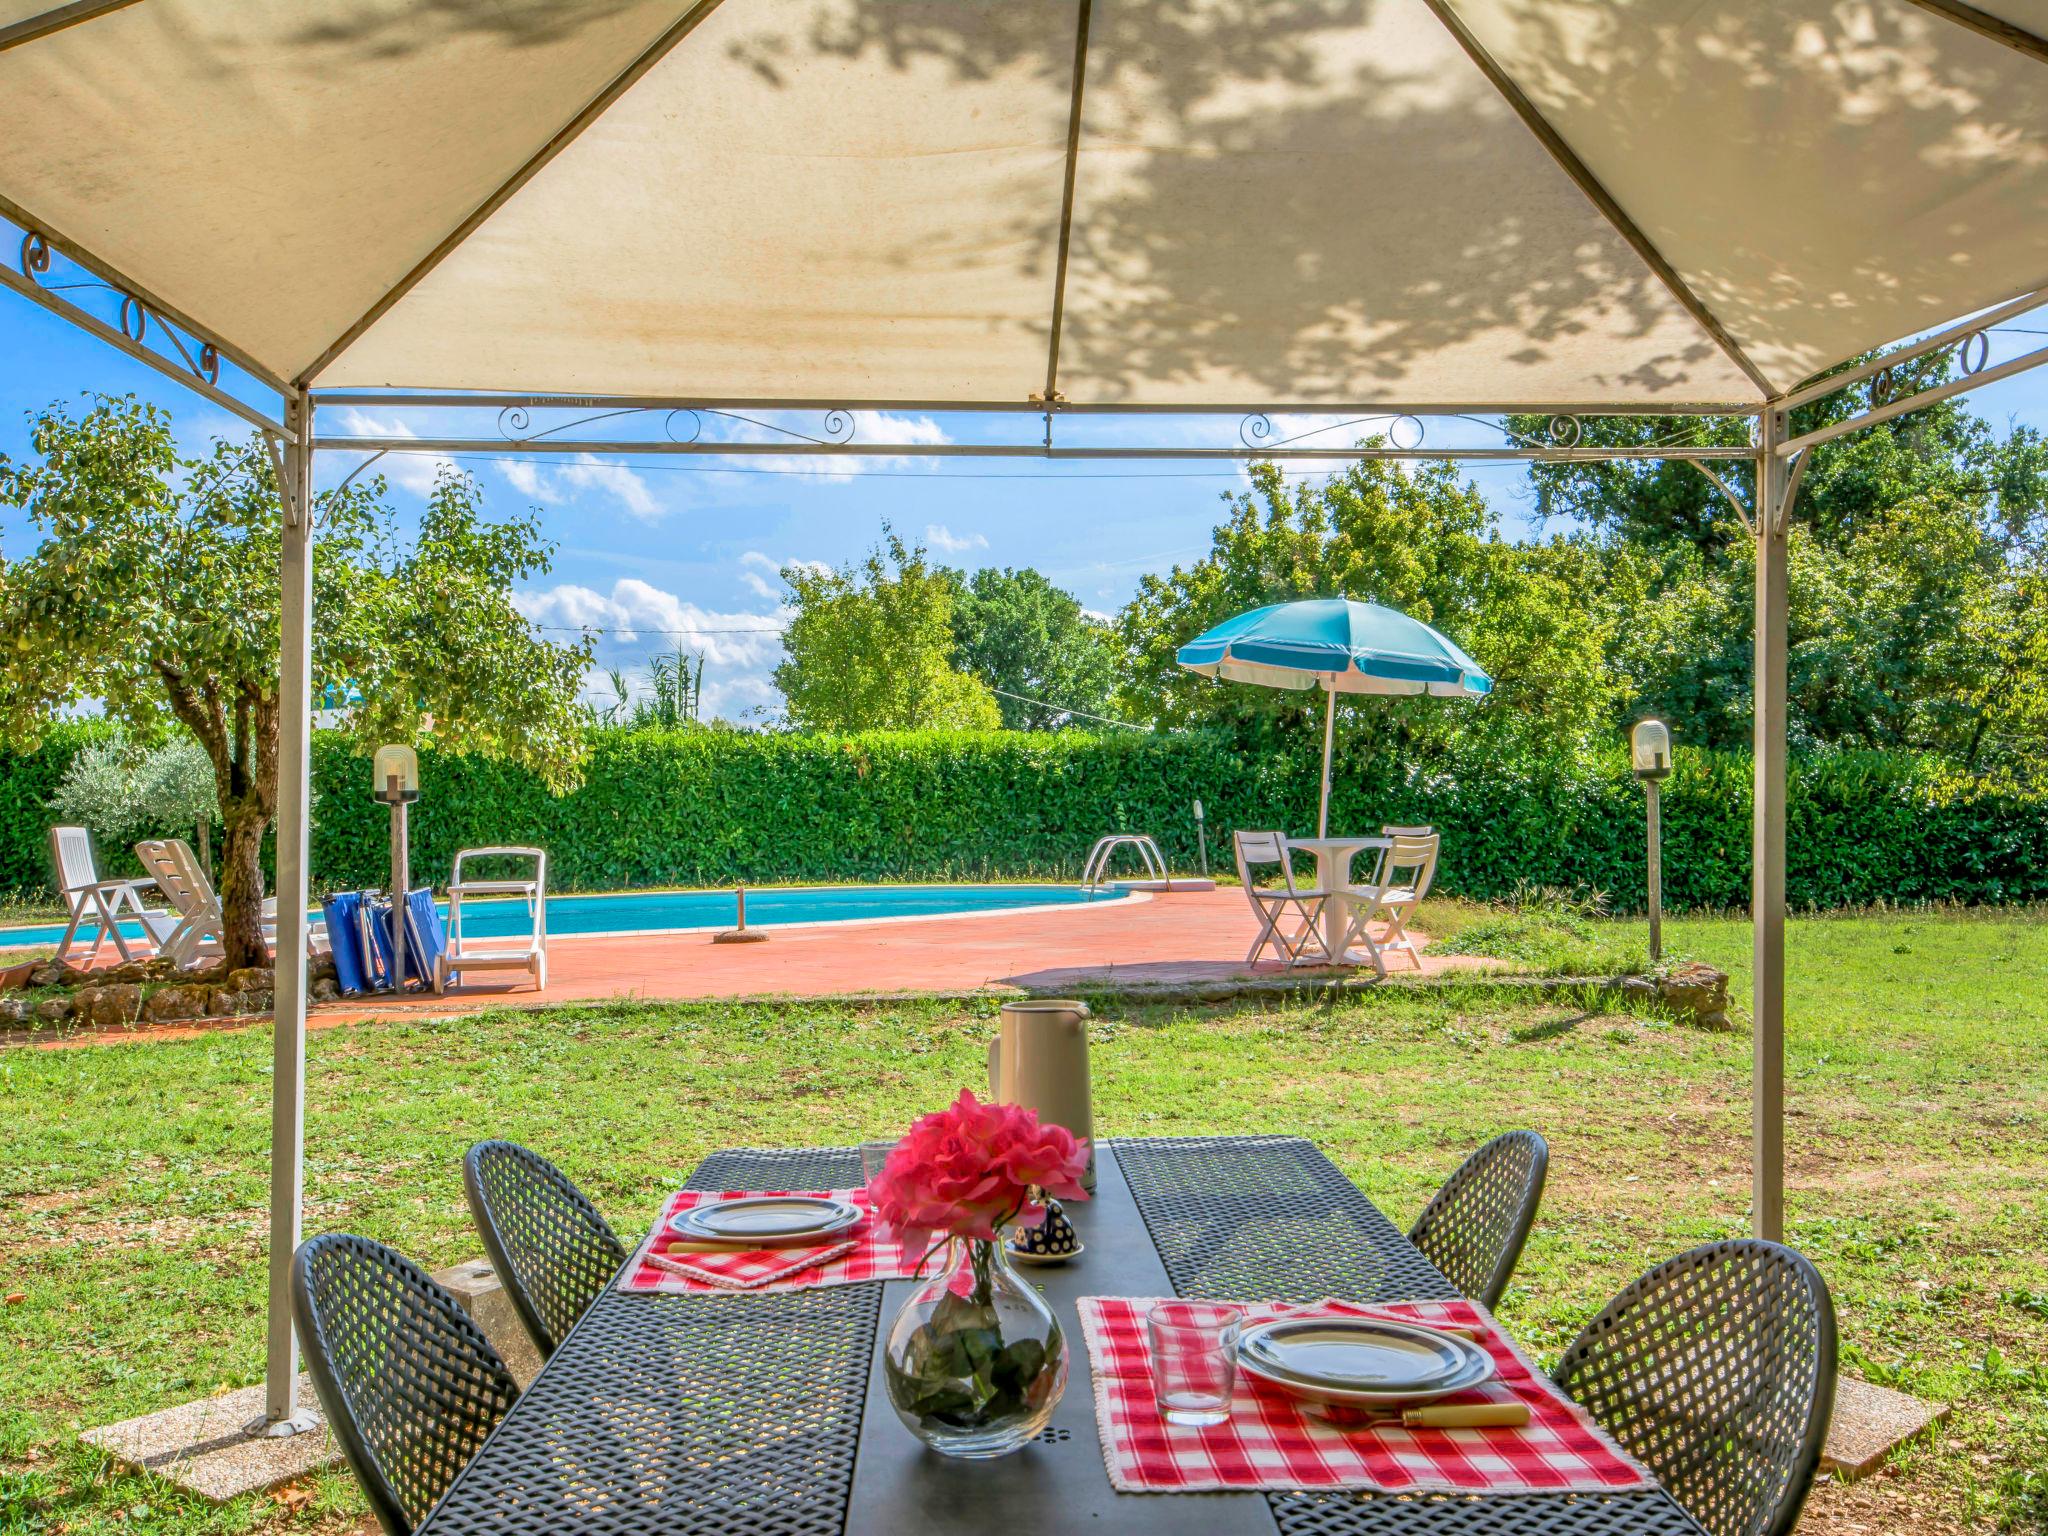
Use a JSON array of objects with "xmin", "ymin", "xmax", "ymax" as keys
[{"xmin": 987, "ymin": 999, "xmax": 1096, "ymax": 1191}]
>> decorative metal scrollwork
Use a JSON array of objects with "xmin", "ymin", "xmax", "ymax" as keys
[
  {"xmin": 1871, "ymin": 365, "xmax": 1896, "ymax": 407},
  {"xmin": 19, "ymin": 227, "xmax": 220, "ymax": 387},
  {"xmin": 1544, "ymin": 413, "xmax": 1582, "ymax": 449},
  {"xmin": 496, "ymin": 402, "xmax": 860, "ymax": 449},
  {"xmin": 704, "ymin": 407, "xmax": 856, "ymax": 446},
  {"xmin": 1957, "ymin": 330, "xmax": 1989, "ymax": 377},
  {"xmin": 1239, "ymin": 412, "xmax": 1423, "ymax": 452}
]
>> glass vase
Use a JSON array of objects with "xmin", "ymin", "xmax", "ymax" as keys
[{"xmin": 882, "ymin": 1236, "xmax": 1067, "ymax": 1458}]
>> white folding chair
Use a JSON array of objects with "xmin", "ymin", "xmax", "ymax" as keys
[
  {"xmin": 48, "ymin": 825, "xmax": 165, "ymax": 965},
  {"xmin": 438, "ymin": 847, "xmax": 549, "ymax": 994},
  {"xmin": 1343, "ymin": 829, "xmax": 1440, "ymax": 976},
  {"xmin": 1233, "ymin": 831, "xmax": 1332, "ymax": 968}
]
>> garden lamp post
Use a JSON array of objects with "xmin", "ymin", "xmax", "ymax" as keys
[
  {"xmin": 373, "ymin": 744, "xmax": 420, "ymax": 991},
  {"xmin": 1631, "ymin": 720, "xmax": 1672, "ymax": 964}
]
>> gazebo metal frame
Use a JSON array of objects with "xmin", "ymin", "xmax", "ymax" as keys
[{"xmin": 4, "ymin": 0, "xmax": 2048, "ymax": 1439}]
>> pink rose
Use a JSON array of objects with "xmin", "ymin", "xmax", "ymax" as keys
[{"xmin": 868, "ymin": 1089, "xmax": 1090, "ymax": 1245}]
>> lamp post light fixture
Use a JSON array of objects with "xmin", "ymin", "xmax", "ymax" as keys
[
  {"xmin": 372, "ymin": 745, "xmax": 420, "ymax": 991},
  {"xmin": 1630, "ymin": 720, "xmax": 1672, "ymax": 964}
]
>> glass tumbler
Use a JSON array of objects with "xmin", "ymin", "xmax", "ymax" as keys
[
  {"xmin": 858, "ymin": 1140, "xmax": 898, "ymax": 1189},
  {"xmin": 1147, "ymin": 1301, "xmax": 1242, "ymax": 1427}
]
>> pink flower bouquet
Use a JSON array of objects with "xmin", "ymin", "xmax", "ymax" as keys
[
  {"xmin": 869, "ymin": 1089, "xmax": 1091, "ymax": 1245},
  {"xmin": 872, "ymin": 1091, "xmax": 1090, "ymax": 1456}
]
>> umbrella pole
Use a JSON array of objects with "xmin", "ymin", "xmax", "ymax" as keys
[{"xmin": 1318, "ymin": 683, "xmax": 1335, "ymax": 838}]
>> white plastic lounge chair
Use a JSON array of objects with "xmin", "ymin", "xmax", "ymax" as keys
[
  {"xmin": 437, "ymin": 847, "xmax": 548, "ymax": 994},
  {"xmin": 49, "ymin": 825, "xmax": 166, "ymax": 965},
  {"xmin": 1233, "ymin": 830, "xmax": 1332, "ymax": 968},
  {"xmin": 1342, "ymin": 828, "xmax": 1440, "ymax": 976},
  {"xmin": 134, "ymin": 838, "xmax": 250, "ymax": 967},
  {"xmin": 131, "ymin": 838, "xmax": 328, "ymax": 968}
]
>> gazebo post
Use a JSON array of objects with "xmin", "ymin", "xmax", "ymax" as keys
[
  {"xmin": 1752, "ymin": 404, "xmax": 1791, "ymax": 1242},
  {"xmin": 255, "ymin": 387, "xmax": 320, "ymax": 1435}
]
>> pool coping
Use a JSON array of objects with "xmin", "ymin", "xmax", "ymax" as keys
[{"xmin": 0, "ymin": 882, "xmax": 1153, "ymax": 953}]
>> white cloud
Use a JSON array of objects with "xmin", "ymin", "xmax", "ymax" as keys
[
  {"xmin": 737, "ymin": 550, "xmax": 831, "ymax": 602},
  {"xmin": 522, "ymin": 576, "xmax": 793, "ymax": 725},
  {"xmin": 500, "ymin": 459, "xmax": 546, "ymax": 498},
  {"xmin": 516, "ymin": 578, "xmax": 788, "ymax": 669},
  {"xmin": 332, "ymin": 408, "xmax": 458, "ymax": 498},
  {"xmin": 558, "ymin": 455, "xmax": 661, "ymax": 519},
  {"xmin": 923, "ymin": 523, "xmax": 988, "ymax": 554},
  {"xmin": 697, "ymin": 411, "xmax": 953, "ymax": 482},
  {"xmin": 495, "ymin": 453, "xmax": 663, "ymax": 521}
]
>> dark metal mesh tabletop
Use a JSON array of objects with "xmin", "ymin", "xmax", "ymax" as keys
[
  {"xmin": 417, "ymin": 1146, "xmax": 871, "ymax": 1536},
  {"xmin": 1117, "ymin": 1137, "xmax": 1704, "ymax": 1536},
  {"xmin": 415, "ymin": 1137, "xmax": 1702, "ymax": 1536},
  {"xmin": 1115, "ymin": 1135, "xmax": 1459, "ymax": 1303}
]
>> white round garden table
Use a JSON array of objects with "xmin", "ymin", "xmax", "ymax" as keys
[{"xmin": 1284, "ymin": 835, "xmax": 1390, "ymax": 965}]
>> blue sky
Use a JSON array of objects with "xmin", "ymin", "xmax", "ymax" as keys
[{"xmin": 7, "ymin": 288, "xmax": 2048, "ymax": 723}]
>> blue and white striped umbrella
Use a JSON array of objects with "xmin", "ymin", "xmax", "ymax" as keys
[{"xmin": 1178, "ymin": 599, "xmax": 1490, "ymax": 834}]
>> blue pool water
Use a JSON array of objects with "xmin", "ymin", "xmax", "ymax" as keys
[{"xmin": 0, "ymin": 883, "xmax": 1129, "ymax": 950}]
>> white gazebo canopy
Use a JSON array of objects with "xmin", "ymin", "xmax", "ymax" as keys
[
  {"xmin": 4, "ymin": 0, "xmax": 2046, "ymax": 410},
  {"xmin": 4, "ymin": 0, "xmax": 2046, "ymax": 1437}
]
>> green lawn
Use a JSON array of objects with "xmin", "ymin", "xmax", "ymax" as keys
[{"xmin": 3, "ymin": 908, "xmax": 2046, "ymax": 1534}]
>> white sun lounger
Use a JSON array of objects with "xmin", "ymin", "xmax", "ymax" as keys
[{"xmin": 133, "ymin": 838, "xmax": 327, "ymax": 969}]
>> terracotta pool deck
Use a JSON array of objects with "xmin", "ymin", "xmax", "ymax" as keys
[
  {"xmin": 325, "ymin": 886, "xmax": 1485, "ymax": 1022},
  {"xmin": 4, "ymin": 888, "xmax": 1490, "ymax": 1048}
]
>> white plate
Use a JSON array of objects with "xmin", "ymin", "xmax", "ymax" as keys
[
  {"xmin": 670, "ymin": 1196, "xmax": 862, "ymax": 1247},
  {"xmin": 1235, "ymin": 1317, "xmax": 1496, "ymax": 1408},
  {"xmin": 1005, "ymin": 1240, "xmax": 1085, "ymax": 1267}
]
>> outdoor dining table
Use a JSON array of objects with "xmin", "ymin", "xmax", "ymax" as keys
[
  {"xmin": 412, "ymin": 1136, "xmax": 1704, "ymax": 1536},
  {"xmin": 1284, "ymin": 836, "xmax": 1391, "ymax": 964}
]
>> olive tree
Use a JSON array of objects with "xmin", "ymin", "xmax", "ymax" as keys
[{"xmin": 0, "ymin": 394, "xmax": 590, "ymax": 969}]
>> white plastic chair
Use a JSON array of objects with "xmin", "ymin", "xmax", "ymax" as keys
[
  {"xmin": 1343, "ymin": 828, "xmax": 1440, "ymax": 976},
  {"xmin": 1233, "ymin": 830, "xmax": 1332, "ymax": 968},
  {"xmin": 134, "ymin": 838, "xmax": 252, "ymax": 967},
  {"xmin": 438, "ymin": 847, "xmax": 549, "ymax": 994},
  {"xmin": 49, "ymin": 825, "xmax": 166, "ymax": 965}
]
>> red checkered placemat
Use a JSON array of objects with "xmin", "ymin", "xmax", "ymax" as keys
[
  {"xmin": 1077, "ymin": 1296, "xmax": 1651, "ymax": 1495},
  {"xmin": 617, "ymin": 1189, "xmax": 927, "ymax": 1294}
]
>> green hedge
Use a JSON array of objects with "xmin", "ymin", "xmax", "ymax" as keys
[
  {"xmin": 5, "ymin": 726, "xmax": 2046, "ymax": 911},
  {"xmin": 0, "ymin": 721, "xmax": 116, "ymax": 897}
]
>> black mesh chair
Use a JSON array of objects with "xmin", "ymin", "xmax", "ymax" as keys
[
  {"xmin": 1555, "ymin": 1238, "xmax": 1837, "ymax": 1536},
  {"xmin": 462, "ymin": 1139, "xmax": 627, "ymax": 1360},
  {"xmin": 291, "ymin": 1233, "xmax": 518, "ymax": 1536},
  {"xmin": 1407, "ymin": 1129, "xmax": 1548, "ymax": 1308}
]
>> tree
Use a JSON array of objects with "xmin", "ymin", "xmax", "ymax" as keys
[
  {"xmin": 49, "ymin": 732, "xmax": 219, "ymax": 871},
  {"xmin": 1512, "ymin": 376, "xmax": 2048, "ymax": 758},
  {"xmin": 947, "ymin": 567, "xmax": 1118, "ymax": 729},
  {"xmin": 774, "ymin": 529, "xmax": 1001, "ymax": 732},
  {"xmin": 0, "ymin": 394, "xmax": 591, "ymax": 968},
  {"xmin": 1116, "ymin": 458, "xmax": 1620, "ymax": 762}
]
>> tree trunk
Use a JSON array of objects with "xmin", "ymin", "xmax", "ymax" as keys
[{"xmin": 217, "ymin": 797, "xmax": 271, "ymax": 971}]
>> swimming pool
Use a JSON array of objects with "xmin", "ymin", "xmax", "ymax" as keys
[{"xmin": 0, "ymin": 883, "xmax": 1132, "ymax": 950}]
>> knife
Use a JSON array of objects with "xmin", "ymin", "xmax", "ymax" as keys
[{"xmin": 1345, "ymin": 1402, "xmax": 1531, "ymax": 1430}]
